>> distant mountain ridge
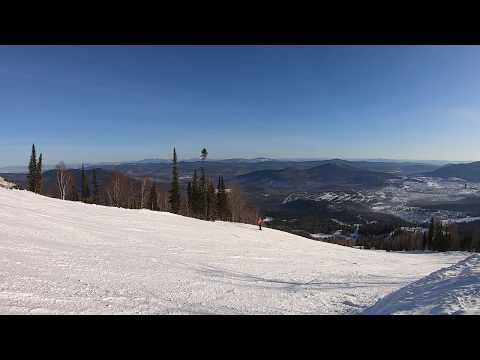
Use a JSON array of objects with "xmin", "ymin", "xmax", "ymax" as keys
[
  {"xmin": 1, "ymin": 158, "xmax": 441, "ymax": 186},
  {"xmin": 427, "ymin": 161, "xmax": 480, "ymax": 182},
  {"xmin": 236, "ymin": 160, "xmax": 399, "ymax": 191}
]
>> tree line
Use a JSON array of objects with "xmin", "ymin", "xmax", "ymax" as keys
[
  {"xmin": 26, "ymin": 144, "xmax": 257, "ymax": 225},
  {"xmin": 358, "ymin": 217, "xmax": 480, "ymax": 252}
]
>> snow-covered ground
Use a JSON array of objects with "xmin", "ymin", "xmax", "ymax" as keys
[
  {"xmin": 362, "ymin": 254, "xmax": 480, "ymax": 315},
  {"xmin": 0, "ymin": 188, "xmax": 470, "ymax": 314},
  {"xmin": 0, "ymin": 177, "xmax": 15, "ymax": 189}
]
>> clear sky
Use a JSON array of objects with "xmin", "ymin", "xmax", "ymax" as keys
[{"xmin": 1, "ymin": 45, "xmax": 479, "ymax": 166}]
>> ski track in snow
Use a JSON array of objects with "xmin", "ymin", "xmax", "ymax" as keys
[
  {"xmin": 362, "ymin": 254, "xmax": 480, "ymax": 315},
  {"xmin": 0, "ymin": 188, "xmax": 469, "ymax": 314}
]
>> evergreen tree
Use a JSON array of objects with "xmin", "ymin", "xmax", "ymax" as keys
[
  {"xmin": 148, "ymin": 183, "xmax": 159, "ymax": 211},
  {"xmin": 432, "ymin": 220, "xmax": 448, "ymax": 252},
  {"xmin": 216, "ymin": 176, "xmax": 230, "ymax": 221},
  {"xmin": 36, "ymin": 153, "xmax": 43, "ymax": 194},
  {"xmin": 27, "ymin": 144, "xmax": 38, "ymax": 192},
  {"xmin": 91, "ymin": 169, "xmax": 98, "ymax": 204},
  {"xmin": 200, "ymin": 148, "xmax": 208, "ymax": 161},
  {"xmin": 207, "ymin": 181, "xmax": 216, "ymax": 220},
  {"xmin": 197, "ymin": 148, "xmax": 209, "ymax": 219},
  {"xmin": 440, "ymin": 223, "xmax": 449, "ymax": 251},
  {"xmin": 191, "ymin": 169, "xmax": 200, "ymax": 217},
  {"xmin": 168, "ymin": 148, "xmax": 181, "ymax": 214},
  {"xmin": 35, "ymin": 154, "xmax": 43, "ymax": 194},
  {"xmin": 427, "ymin": 217, "xmax": 434, "ymax": 250},
  {"xmin": 81, "ymin": 164, "xmax": 90, "ymax": 203},
  {"xmin": 199, "ymin": 167, "xmax": 208, "ymax": 219},
  {"xmin": 445, "ymin": 226, "xmax": 450, "ymax": 250},
  {"xmin": 187, "ymin": 182, "xmax": 193, "ymax": 216},
  {"xmin": 462, "ymin": 234, "xmax": 472, "ymax": 251},
  {"xmin": 216, "ymin": 176, "xmax": 224, "ymax": 219}
]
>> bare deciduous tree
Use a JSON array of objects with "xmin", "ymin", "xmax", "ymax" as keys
[
  {"xmin": 105, "ymin": 171, "xmax": 139, "ymax": 208},
  {"xmin": 56, "ymin": 162, "xmax": 72, "ymax": 200},
  {"xmin": 106, "ymin": 171, "xmax": 126, "ymax": 207},
  {"xmin": 228, "ymin": 184, "xmax": 257, "ymax": 224},
  {"xmin": 140, "ymin": 176, "xmax": 151, "ymax": 209}
]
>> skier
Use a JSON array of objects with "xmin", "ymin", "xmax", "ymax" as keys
[{"xmin": 256, "ymin": 216, "xmax": 264, "ymax": 231}]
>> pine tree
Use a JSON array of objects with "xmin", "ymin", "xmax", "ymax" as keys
[
  {"xmin": 216, "ymin": 176, "xmax": 223, "ymax": 219},
  {"xmin": 187, "ymin": 182, "xmax": 193, "ymax": 216},
  {"xmin": 207, "ymin": 181, "xmax": 216, "ymax": 220},
  {"xmin": 433, "ymin": 220, "xmax": 448, "ymax": 252},
  {"xmin": 200, "ymin": 148, "xmax": 208, "ymax": 162},
  {"xmin": 148, "ymin": 183, "xmax": 159, "ymax": 211},
  {"xmin": 91, "ymin": 169, "xmax": 98, "ymax": 204},
  {"xmin": 427, "ymin": 217, "xmax": 434, "ymax": 250},
  {"xmin": 36, "ymin": 153, "xmax": 43, "ymax": 194},
  {"xmin": 199, "ymin": 167, "xmax": 208, "ymax": 219},
  {"xmin": 168, "ymin": 148, "xmax": 181, "ymax": 214},
  {"xmin": 440, "ymin": 223, "xmax": 449, "ymax": 252},
  {"xmin": 216, "ymin": 176, "xmax": 230, "ymax": 221},
  {"xmin": 191, "ymin": 169, "xmax": 199, "ymax": 217},
  {"xmin": 27, "ymin": 144, "xmax": 38, "ymax": 192},
  {"xmin": 81, "ymin": 164, "xmax": 90, "ymax": 203}
]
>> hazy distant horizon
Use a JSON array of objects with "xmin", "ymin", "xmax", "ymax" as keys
[
  {"xmin": 0, "ymin": 155, "xmax": 473, "ymax": 172},
  {"xmin": 2, "ymin": 45, "xmax": 480, "ymax": 167}
]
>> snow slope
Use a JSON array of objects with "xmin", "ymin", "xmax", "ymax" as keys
[
  {"xmin": 0, "ymin": 188, "xmax": 468, "ymax": 314},
  {"xmin": 362, "ymin": 254, "xmax": 480, "ymax": 315},
  {"xmin": 0, "ymin": 177, "xmax": 15, "ymax": 189}
]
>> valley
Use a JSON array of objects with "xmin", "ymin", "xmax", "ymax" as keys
[
  {"xmin": 3, "ymin": 158, "xmax": 480, "ymax": 240},
  {"xmin": 279, "ymin": 176, "xmax": 480, "ymax": 225}
]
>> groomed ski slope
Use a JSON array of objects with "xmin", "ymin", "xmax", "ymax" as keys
[
  {"xmin": 362, "ymin": 254, "xmax": 480, "ymax": 315},
  {"xmin": 0, "ymin": 188, "xmax": 469, "ymax": 314}
]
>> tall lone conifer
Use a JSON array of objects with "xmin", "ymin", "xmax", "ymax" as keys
[
  {"xmin": 199, "ymin": 167, "xmax": 208, "ymax": 219},
  {"xmin": 27, "ymin": 144, "xmax": 37, "ymax": 192},
  {"xmin": 36, "ymin": 153, "xmax": 43, "ymax": 194},
  {"xmin": 198, "ymin": 148, "xmax": 209, "ymax": 218},
  {"xmin": 200, "ymin": 148, "xmax": 208, "ymax": 162},
  {"xmin": 168, "ymin": 148, "xmax": 181, "ymax": 214}
]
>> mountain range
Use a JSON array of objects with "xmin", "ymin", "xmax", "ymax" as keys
[
  {"xmin": 427, "ymin": 161, "xmax": 480, "ymax": 182},
  {"xmin": 236, "ymin": 161, "xmax": 399, "ymax": 191}
]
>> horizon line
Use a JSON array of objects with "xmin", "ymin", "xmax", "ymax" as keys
[{"xmin": 0, "ymin": 156, "xmax": 475, "ymax": 171}]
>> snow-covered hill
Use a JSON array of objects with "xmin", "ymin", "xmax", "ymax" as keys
[
  {"xmin": 362, "ymin": 254, "xmax": 480, "ymax": 315},
  {"xmin": 0, "ymin": 188, "xmax": 469, "ymax": 314}
]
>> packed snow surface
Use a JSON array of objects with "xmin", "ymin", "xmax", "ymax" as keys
[
  {"xmin": 0, "ymin": 188, "xmax": 468, "ymax": 314},
  {"xmin": 363, "ymin": 254, "xmax": 480, "ymax": 315}
]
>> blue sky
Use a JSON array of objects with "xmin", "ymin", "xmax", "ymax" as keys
[{"xmin": 1, "ymin": 45, "xmax": 479, "ymax": 166}]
